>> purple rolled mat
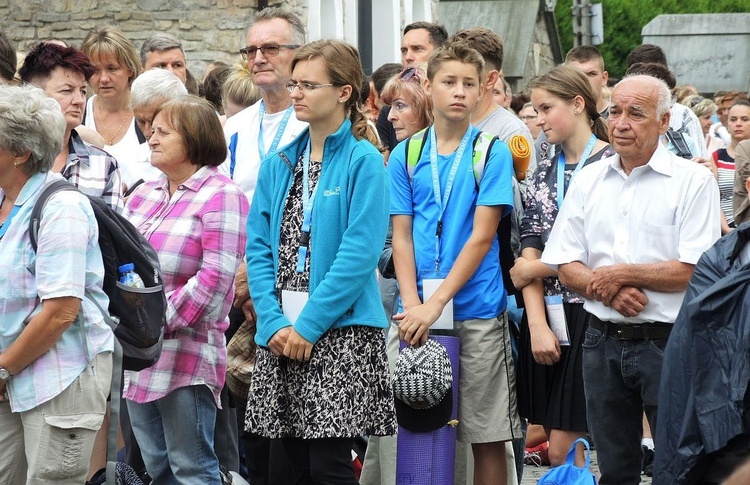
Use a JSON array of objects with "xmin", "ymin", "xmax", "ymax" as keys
[{"xmin": 396, "ymin": 335, "xmax": 460, "ymax": 485}]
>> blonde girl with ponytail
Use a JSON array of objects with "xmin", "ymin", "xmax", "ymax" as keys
[{"xmin": 510, "ymin": 65, "xmax": 615, "ymax": 467}]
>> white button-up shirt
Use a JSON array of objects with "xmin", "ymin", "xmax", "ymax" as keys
[{"xmin": 542, "ymin": 143, "xmax": 721, "ymax": 323}]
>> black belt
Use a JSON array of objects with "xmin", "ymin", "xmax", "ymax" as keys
[{"xmin": 588, "ymin": 315, "xmax": 672, "ymax": 341}]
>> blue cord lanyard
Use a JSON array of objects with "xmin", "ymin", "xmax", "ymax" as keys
[
  {"xmin": 429, "ymin": 125, "xmax": 473, "ymax": 274},
  {"xmin": 258, "ymin": 101, "xmax": 293, "ymax": 162},
  {"xmin": 0, "ymin": 204, "xmax": 21, "ymax": 239},
  {"xmin": 296, "ymin": 140, "xmax": 319, "ymax": 273},
  {"xmin": 556, "ymin": 134, "xmax": 598, "ymax": 208}
]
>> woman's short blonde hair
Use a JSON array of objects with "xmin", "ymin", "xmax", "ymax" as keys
[
  {"xmin": 81, "ymin": 26, "xmax": 142, "ymax": 85},
  {"xmin": 380, "ymin": 65, "xmax": 433, "ymax": 130}
]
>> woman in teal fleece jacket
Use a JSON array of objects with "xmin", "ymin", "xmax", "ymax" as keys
[{"xmin": 244, "ymin": 40, "xmax": 396, "ymax": 484}]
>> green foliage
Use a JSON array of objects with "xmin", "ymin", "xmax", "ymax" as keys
[{"xmin": 555, "ymin": 0, "xmax": 749, "ymax": 80}]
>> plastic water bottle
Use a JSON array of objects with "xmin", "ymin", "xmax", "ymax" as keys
[{"xmin": 118, "ymin": 263, "xmax": 145, "ymax": 288}]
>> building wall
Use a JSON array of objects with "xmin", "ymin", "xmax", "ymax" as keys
[
  {"xmin": 1, "ymin": 0, "xmax": 553, "ymax": 86},
  {"xmin": 1, "ymin": 0, "xmax": 306, "ymax": 79}
]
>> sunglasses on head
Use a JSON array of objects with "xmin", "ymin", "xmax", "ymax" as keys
[
  {"xmin": 689, "ymin": 96, "xmax": 704, "ymax": 108},
  {"xmin": 399, "ymin": 67, "xmax": 420, "ymax": 82}
]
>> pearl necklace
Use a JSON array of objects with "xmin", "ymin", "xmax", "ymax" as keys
[{"xmin": 96, "ymin": 101, "xmax": 128, "ymax": 146}]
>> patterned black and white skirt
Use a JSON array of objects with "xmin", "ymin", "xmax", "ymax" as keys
[{"xmin": 245, "ymin": 325, "xmax": 397, "ymax": 439}]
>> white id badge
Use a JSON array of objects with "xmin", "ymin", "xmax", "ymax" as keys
[
  {"xmin": 422, "ymin": 279, "xmax": 454, "ymax": 330},
  {"xmin": 544, "ymin": 295, "xmax": 570, "ymax": 346},
  {"xmin": 281, "ymin": 290, "xmax": 308, "ymax": 324}
]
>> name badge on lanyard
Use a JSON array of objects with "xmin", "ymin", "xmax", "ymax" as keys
[
  {"xmin": 544, "ymin": 295, "xmax": 570, "ymax": 346},
  {"xmin": 556, "ymin": 134, "xmax": 598, "ymax": 208}
]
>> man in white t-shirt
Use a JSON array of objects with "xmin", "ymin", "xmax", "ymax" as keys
[{"xmin": 220, "ymin": 9, "xmax": 307, "ymax": 202}]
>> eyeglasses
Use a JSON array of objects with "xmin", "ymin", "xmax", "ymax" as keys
[
  {"xmin": 399, "ymin": 67, "xmax": 420, "ymax": 82},
  {"xmin": 286, "ymin": 81, "xmax": 338, "ymax": 93},
  {"xmin": 520, "ymin": 115, "xmax": 538, "ymax": 121},
  {"xmin": 239, "ymin": 44, "xmax": 300, "ymax": 59}
]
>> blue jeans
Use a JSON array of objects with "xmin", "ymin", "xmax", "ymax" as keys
[
  {"xmin": 582, "ymin": 325, "xmax": 666, "ymax": 485},
  {"xmin": 127, "ymin": 385, "xmax": 221, "ymax": 485}
]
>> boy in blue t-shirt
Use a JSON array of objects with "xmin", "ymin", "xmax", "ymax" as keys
[{"xmin": 389, "ymin": 42, "xmax": 522, "ymax": 483}]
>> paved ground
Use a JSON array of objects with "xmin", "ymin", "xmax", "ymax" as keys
[{"xmin": 519, "ymin": 450, "xmax": 652, "ymax": 484}]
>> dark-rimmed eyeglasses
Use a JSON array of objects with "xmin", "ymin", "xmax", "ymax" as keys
[
  {"xmin": 286, "ymin": 81, "xmax": 338, "ymax": 93},
  {"xmin": 239, "ymin": 44, "xmax": 300, "ymax": 59},
  {"xmin": 399, "ymin": 67, "xmax": 420, "ymax": 82}
]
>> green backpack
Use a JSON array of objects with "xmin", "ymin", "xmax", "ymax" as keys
[{"xmin": 404, "ymin": 128, "xmax": 499, "ymax": 186}]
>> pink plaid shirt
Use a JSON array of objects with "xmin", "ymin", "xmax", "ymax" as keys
[{"xmin": 122, "ymin": 166, "xmax": 248, "ymax": 405}]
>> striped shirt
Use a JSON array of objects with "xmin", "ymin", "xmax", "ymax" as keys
[
  {"xmin": 714, "ymin": 148, "xmax": 736, "ymax": 226},
  {"xmin": 122, "ymin": 166, "xmax": 248, "ymax": 406},
  {"xmin": 0, "ymin": 171, "xmax": 115, "ymax": 412},
  {"xmin": 63, "ymin": 130, "xmax": 124, "ymax": 213}
]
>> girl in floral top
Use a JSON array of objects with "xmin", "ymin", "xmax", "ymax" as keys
[{"xmin": 510, "ymin": 65, "xmax": 614, "ymax": 467}]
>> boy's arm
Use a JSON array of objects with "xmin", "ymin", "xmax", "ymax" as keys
[
  {"xmin": 396, "ymin": 204, "xmax": 504, "ymax": 345},
  {"xmin": 391, "ymin": 215, "xmax": 421, "ymax": 310}
]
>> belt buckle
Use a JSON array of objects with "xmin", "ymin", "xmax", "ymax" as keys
[{"xmin": 618, "ymin": 324, "xmax": 641, "ymax": 339}]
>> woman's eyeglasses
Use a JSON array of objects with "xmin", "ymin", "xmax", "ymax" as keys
[
  {"xmin": 286, "ymin": 81, "xmax": 337, "ymax": 93},
  {"xmin": 239, "ymin": 44, "xmax": 300, "ymax": 60}
]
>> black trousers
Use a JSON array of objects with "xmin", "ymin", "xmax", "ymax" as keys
[{"xmin": 281, "ymin": 437, "xmax": 358, "ymax": 485}]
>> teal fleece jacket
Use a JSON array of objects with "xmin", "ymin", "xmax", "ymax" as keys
[{"xmin": 247, "ymin": 119, "xmax": 390, "ymax": 347}]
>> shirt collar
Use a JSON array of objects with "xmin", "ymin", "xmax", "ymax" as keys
[
  {"xmin": 607, "ymin": 142, "xmax": 673, "ymax": 177},
  {"xmin": 153, "ymin": 165, "xmax": 215, "ymax": 193},
  {"xmin": 13, "ymin": 172, "xmax": 61, "ymax": 207},
  {"xmin": 67, "ymin": 130, "xmax": 91, "ymax": 168}
]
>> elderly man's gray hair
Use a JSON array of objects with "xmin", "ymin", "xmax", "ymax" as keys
[
  {"xmin": 0, "ymin": 84, "xmax": 65, "ymax": 175},
  {"xmin": 616, "ymin": 74, "xmax": 673, "ymax": 118},
  {"xmin": 140, "ymin": 32, "xmax": 183, "ymax": 65},
  {"xmin": 248, "ymin": 8, "xmax": 306, "ymax": 46},
  {"xmin": 131, "ymin": 69, "xmax": 188, "ymax": 108}
]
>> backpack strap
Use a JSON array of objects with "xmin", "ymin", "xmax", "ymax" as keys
[
  {"xmin": 471, "ymin": 131, "xmax": 498, "ymax": 186},
  {"xmin": 665, "ymin": 129, "xmax": 692, "ymax": 159},
  {"xmin": 405, "ymin": 128, "xmax": 429, "ymax": 180},
  {"xmin": 29, "ymin": 179, "xmax": 78, "ymax": 252},
  {"xmin": 228, "ymin": 132, "xmax": 239, "ymax": 179}
]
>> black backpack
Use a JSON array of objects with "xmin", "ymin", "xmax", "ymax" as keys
[{"xmin": 29, "ymin": 179, "xmax": 166, "ymax": 371}]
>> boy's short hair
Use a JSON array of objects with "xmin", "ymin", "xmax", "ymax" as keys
[
  {"xmin": 626, "ymin": 44, "xmax": 667, "ymax": 68},
  {"xmin": 449, "ymin": 27, "xmax": 504, "ymax": 72},
  {"xmin": 426, "ymin": 42, "xmax": 484, "ymax": 82},
  {"xmin": 403, "ymin": 22, "xmax": 449, "ymax": 49},
  {"xmin": 565, "ymin": 45, "xmax": 605, "ymax": 71}
]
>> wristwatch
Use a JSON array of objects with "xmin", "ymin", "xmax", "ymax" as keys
[{"xmin": 0, "ymin": 366, "xmax": 11, "ymax": 383}]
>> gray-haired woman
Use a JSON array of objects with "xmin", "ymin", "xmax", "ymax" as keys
[{"xmin": 0, "ymin": 84, "xmax": 114, "ymax": 484}]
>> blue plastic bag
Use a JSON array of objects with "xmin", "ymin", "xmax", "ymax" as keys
[{"xmin": 537, "ymin": 438, "xmax": 598, "ymax": 485}]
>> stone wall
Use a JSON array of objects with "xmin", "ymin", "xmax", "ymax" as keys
[{"xmin": 0, "ymin": 0, "xmax": 309, "ymax": 79}]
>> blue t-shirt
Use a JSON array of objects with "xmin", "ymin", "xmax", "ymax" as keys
[{"xmin": 389, "ymin": 125, "xmax": 514, "ymax": 320}]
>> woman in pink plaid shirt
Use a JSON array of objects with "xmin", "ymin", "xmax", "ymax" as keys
[{"xmin": 123, "ymin": 95, "xmax": 249, "ymax": 484}]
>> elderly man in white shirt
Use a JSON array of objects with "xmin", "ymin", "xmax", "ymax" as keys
[{"xmin": 541, "ymin": 75, "xmax": 721, "ymax": 485}]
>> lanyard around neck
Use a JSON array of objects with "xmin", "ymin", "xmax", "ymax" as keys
[
  {"xmin": 296, "ymin": 140, "xmax": 320, "ymax": 273},
  {"xmin": 556, "ymin": 134, "xmax": 598, "ymax": 208},
  {"xmin": 258, "ymin": 101, "xmax": 293, "ymax": 162},
  {"xmin": 428, "ymin": 125, "xmax": 474, "ymax": 273}
]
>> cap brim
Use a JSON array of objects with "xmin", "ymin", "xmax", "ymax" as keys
[{"xmin": 394, "ymin": 387, "xmax": 453, "ymax": 433}]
